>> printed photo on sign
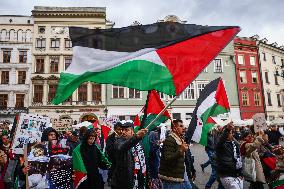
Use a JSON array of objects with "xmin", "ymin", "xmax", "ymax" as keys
[{"xmin": 12, "ymin": 113, "xmax": 51, "ymax": 154}]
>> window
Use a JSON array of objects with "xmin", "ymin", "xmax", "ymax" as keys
[
  {"xmin": 242, "ymin": 92, "xmax": 249, "ymax": 106},
  {"xmin": 0, "ymin": 94, "xmax": 8, "ymax": 108},
  {"xmin": 267, "ymin": 92, "xmax": 272, "ymax": 106},
  {"xmin": 238, "ymin": 54, "xmax": 244, "ymax": 64},
  {"xmin": 15, "ymin": 94, "xmax": 25, "ymax": 108},
  {"xmin": 262, "ymin": 52, "xmax": 266, "ymax": 61},
  {"xmin": 64, "ymin": 57, "xmax": 72, "ymax": 70},
  {"xmin": 19, "ymin": 51, "xmax": 27, "ymax": 63},
  {"xmin": 272, "ymin": 56, "xmax": 276, "ymax": 64},
  {"xmin": 18, "ymin": 71, "xmax": 26, "ymax": 84},
  {"xmin": 1, "ymin": 71, "xmax": 9, "ymax": 84},
  {"xmin": 214, "ymin": 59, "xmax": 223, "ymax": 73},
  {"xmin": 78, "ymin": 84, "xmax": 88, "ymax": 102},
  {"xmin": 38, "ymin": 26, "xmax": 45, "ymax": 34},
  {"xmin": 48, "ymin": 84, "xmax": 57, "ymax": 102},
  {"xmin": 65, "ymin": 39, "xmax": 72, "ymax": 48},
  {"xmin": 36, "ymin": 38, "xmax": 46, "ymax": 48},
  {"xmin": 251, "ymin": 72, "xmax": 258, "ymax": 83},
  {"xmin": 35, "ymin": 58, "xmax": 44, "ymax": 73},
  {"xmin": 265, "ymin": 72, "xmax": 269, "ymax": 83},
  {"xmin": 33, "ymin": 85, "xmax": 43, "ymax": 103},
  {"xmin": 275, "ymin": 74, "xmax": 279, "ymax": 85},
  {"xmin": 281, "ymin": 59, "xmax": 284, "ymax": 67},
  {"xmin": 129, "ymin": 88, "xmax": 141, "ymax": 99},
  {"xmin": 113, "ymin": 86, "xmax": 125, "ymax": 98},
  {"xmin": 92, "ymin": 83, "xmax": 101, "ymax": 102},
  {"xmin": 185, "ymin": 113, "xmax": 192, "ymax": 120},
  {"xmin": 183, "ymin": 83, "xmax": 195, "ymax": 99},
  {"xmin": 172, "ymin": 113, "xmax": 181, "ymax": 120},
  {"xmin": 254, "ymin": 92, "xmax": 261, "ymax": 106},
  {"xmin": 50, "ymin": 57, "xmax": 59, "ymax": 73},
  {"xmin": 250, "ymin": 56, "xmax": 256, "ymax": 66},
  {"xmin": 50, "ymin": 38, "xmax": 60, "ymax": 48},
  {"xmin": 277, "ymin": 94, "xmax": 281, "ymax": 107},
  {"xmin": 239, "ymin": 71, "xmax": 247, "ymax": 83},
  {"xmin": 119, "ymin": 116, "xmax": 126, "ymax": 121},
  {"xmin": 197, "ymin": 82, "xmax": 207, "ymax": 97},
  {"xmin": 3, "ymin": 51, "xmax": 11, "ymax": 63}
]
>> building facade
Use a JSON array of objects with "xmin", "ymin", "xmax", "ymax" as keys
[
  {"xmin": 257, "ymin": 37, "xmax": 284, "ymax": 120},
  {"xmin": 0, "ymin": 15, "xmax": 33, "ymax": 123},
  {"xmin": 106, "ymin": 15, "xmax": 241, "ymax": 125},
  {"xmin": 234, "ymin": 37, "xmax": 265, "ymax": 119},
  {"xmin": 29, "ymin": 6, "xmax": 114, "ymax": 123}
]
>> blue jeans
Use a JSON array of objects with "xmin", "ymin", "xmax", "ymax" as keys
[
  {"xmin": 206, "ymin": 165, "xmax": 217, "ymax": 188},
  {"xmin": 163, "ymin": 181, "xmax": 185, "ymax": 189},
  {"xmin": 203, "ymin": 149, "xmax": 214, "ymax": 168},
  {"xmin": 184, "ymin": 181, "xmax": 192, "ymax": 189}
]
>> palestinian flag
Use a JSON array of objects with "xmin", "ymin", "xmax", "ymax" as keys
[
  {"xmin": 134, "ymin": 114, "xmax": 141, "ymax": 133},
  {"xmin": 72, "ymin": 144, "xmax": 111, "ymax": 189},
  {"xmin": 186, "ymin": 78, "xmax": 230, "ymax": 146},
  {"xmin": 272, "ymin": 177, "xmax": 284, "ymax": 189},
  {"xmin": 52, "ymin": 23, "xmax": 240, "ymax": 104},
  {"xmin": 140, "ymin": 90, "xmax": 171, "ymax": 157}
]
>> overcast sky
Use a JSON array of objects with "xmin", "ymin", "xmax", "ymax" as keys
[{"xmin": 1, "ymin": 0, "xmax": 283, "ymax": 45}]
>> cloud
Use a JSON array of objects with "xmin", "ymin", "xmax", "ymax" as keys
[{"xmin": 0, "ymin": 0, "xmax": 283, "ymax": 44}]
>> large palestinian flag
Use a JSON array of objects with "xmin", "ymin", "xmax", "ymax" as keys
[
  {"xmin": 72, "ymin": 144, "xmax": 111, "ymax": 189},
  {"xmin": 186, "ymin": 78, "xmax": 230, "ymax": 146},
  {"xmin": 52, "ymin": 23, "xmax": 240, "ymax": 104},
  {"xmin": 140, "ymin": 90, "xmax": 171, "ymax": 158}
]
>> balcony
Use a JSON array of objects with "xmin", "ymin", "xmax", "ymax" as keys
[{"xmin": 32, "ymin": 100, "xmax": 103, "ymax": 106}]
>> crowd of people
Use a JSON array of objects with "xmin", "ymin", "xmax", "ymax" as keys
[{"xmin": 0, "ymin": 118, "xmax": 284, "ymax": 189}]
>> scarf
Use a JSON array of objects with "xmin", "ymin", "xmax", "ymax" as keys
[
  {"xmin": 132, "ymin": 143, "xmax": 146, "ymax": 189},
  {"xmin": 232, "ymin": 141, "xmax": 242, "ymax": 169}
]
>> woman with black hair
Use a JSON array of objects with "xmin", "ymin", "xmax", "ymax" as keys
[{"xmin": 73, "ymin": 129, "xmax": 111, "ymax": 189}]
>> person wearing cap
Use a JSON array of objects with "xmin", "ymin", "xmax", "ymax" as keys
[
  {"xmin": 111, "ymin": 122, "xmax": 148, "ymax": 189},
  {"xmin": 66, "ymin": 131, "xmax": 80, "ymax": 155},
  {"xmin": 105, "ymin": 122, "xmax": 123, "ymax": 185}
]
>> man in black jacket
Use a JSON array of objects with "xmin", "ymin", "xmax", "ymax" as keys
[
  {"xmin": 216, "ymin": 124, "xmax": 243, "ymax": 189},
  {"xmin": 111, "ymin": 122, "xmax": 147, "ymax": 189}
]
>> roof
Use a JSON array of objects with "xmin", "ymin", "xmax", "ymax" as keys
[{"xmin": 33, "ymin": 6, "xmax": 106, "ymax": 12}]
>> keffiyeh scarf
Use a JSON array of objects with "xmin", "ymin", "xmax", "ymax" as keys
[{"xmin": 132, "ymin": 143, "xmax": 146, "ymax": 189}]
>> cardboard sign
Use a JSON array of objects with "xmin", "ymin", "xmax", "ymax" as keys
[
  {"xmin": 52, "ymin": 118, "xmax": 73, "ymax": 132},
  {"xmin": 253, "ymin": 113, "xmax": 268, "ymax": 133},
  {"xmin": 12, "ymin": 113, "xmax": 51, "ymax": 154}
]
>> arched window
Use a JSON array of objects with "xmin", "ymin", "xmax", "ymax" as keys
[
  {"xmin": 17, "ymin": 29, "xmax": 24, "ymax": 42},
  {"xmin": 9, "ymin": 29, "xmax": 16, "ymax": 41},
  {"xmin": 25, "ymin": 29, "xmax": 32, "ymax": 42},
  {"xmin": 0, "ymin": 29, "xmax": 7, "ymax": 41}
]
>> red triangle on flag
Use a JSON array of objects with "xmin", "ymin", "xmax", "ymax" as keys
[
  {"xmin": 146, "ymin": 90, "xmax": 171, "ymax": 118},
  {"xmin": 134, "ymin": 114, "xmax": 141, "ymax": 127},
  {"xmin": 101, "ymin": 125, "xmax": 111, "ymax": 141},
  {"xmin": 93, "ymin": 120, "xmax": 98, "ymax": 128}
]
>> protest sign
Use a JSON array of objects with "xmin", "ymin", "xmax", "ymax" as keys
[
  {"xmin": 12, "ymin": 113, "xmax": 51, "ymax": 154},
  {"xmin": 103, "ymin": 116, "xmax": 120, "ymax": 127},
  {"xmin": 252, "ymin": 113, "xmax": 268, "ymax": 133},
  {"xmin": 51, "ymin": 117, "xmax": 73, "ymax": 132}
]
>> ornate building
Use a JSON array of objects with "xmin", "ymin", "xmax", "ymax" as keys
[
  {"xmin": 29, "ymin": 6, "xmax": 114, "ymax": 123},
  {"xmin": 255, "ymin": 36, "xmax": 284, "ymax": 120},
  {"xmin": 0, "ymin": 15, "xmax": 33, "ymax": 123},
  {"xmin": 234, "ymin": 37, "xmax": 265, "ymax": 119}
]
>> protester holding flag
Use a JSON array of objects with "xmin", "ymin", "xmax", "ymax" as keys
[
  {"xmin": 159, "ymin": 119, "xmax": 189, "ymax": 189},
  {"xmin": 66, "ymin": 131, "xmax": 80, "ymax": 155},
  {"xmin": 240, "ymin": 130, "xmax": 267, "ymax": 189},
  {"xmin": 111, "ymin": 122, "xmax": 148, "ymax": 189},
  {"xmin": 73, "ymin": 129, "xmax": 111, "ymax": 189},
  {"xmin": 216, "ymin": 125, "xmax": 243, "ymax": 189}
]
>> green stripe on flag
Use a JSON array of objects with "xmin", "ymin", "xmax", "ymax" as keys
[
  {"xmin": 199, "ymin": 104, "xmax": 228, "ymax": 146},
  {"xmin": 53, "ymin": 60, "xmax": 175, "ymax": 105},
  {"xmin": 272, "ymin": 179, "xmax": 284, "ymax": 188}
]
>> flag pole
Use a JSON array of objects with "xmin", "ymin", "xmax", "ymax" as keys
[{"xmin": 145, "ymin": 95, "xmax": 179, "ymax": 130}]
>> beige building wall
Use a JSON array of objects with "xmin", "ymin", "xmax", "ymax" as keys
[
  {"xmin": 258, "ymin": 40, "xmax": 284, "ymax": 120},
  {"xmin": 29, "ymin": 6, "xmax": 114, "ymax": 123}
]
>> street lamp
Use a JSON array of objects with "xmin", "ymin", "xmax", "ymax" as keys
[{"xmin": 104, "ymin": 107, "xmax": 108, "ymax": 118}]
